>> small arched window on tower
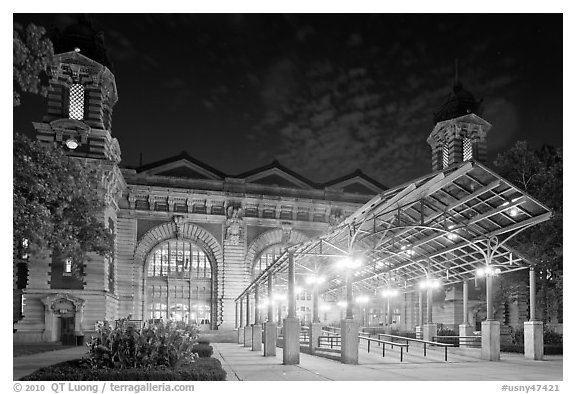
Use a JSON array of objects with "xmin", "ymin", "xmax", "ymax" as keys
[
  {"xmin": 68, "ymin": 83, "xmax": 85, "ymax": 120},
  {"xmin": 442, "ymin": 143, "xmax": 450, "ymax": 169},
  {"xmin": 463, "ymin": 137, "xmax": 473, "ymax": 161}
]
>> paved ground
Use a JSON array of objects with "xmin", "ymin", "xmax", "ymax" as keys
[
  {"xmin": 13, "ymin": 342, "xmax": 563, "ymax": 381},
  {"xmin": 13, "ymin": 346, "xmax": 87, "ymax": 380},
  {"xmin": 213, "ymin": 342, "xmax": 563, "ymax": 381}
]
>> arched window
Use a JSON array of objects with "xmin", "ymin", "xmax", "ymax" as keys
[
  {"xmin": 68, "ymin": 84, "xmax": 85, "ymax": 120},
  {"xmin": 146, "ymin": 239, "xmax": 213, "ymax": 324},
  {"xmin": 253, "ymin": 245, "xmax": 283, "ymax": 278},
  {"xmin": 147, "ymin": 240, "xmax": 211, "ymax": 279}
]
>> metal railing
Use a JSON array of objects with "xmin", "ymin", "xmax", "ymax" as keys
[
  {"xmin": 318, "ymin": 335, "xmax": 341, "ymax": 349},
  {"xmin": 433, "ymin": 335, "xmax": 481, "ymax": 348},
  {"xmin": 366, "ymin": 332, "xmax": 455, "ymax": 362},
  {"xmin": 358, "ymin": 334, "xmax": 409, "ymax": 362}
]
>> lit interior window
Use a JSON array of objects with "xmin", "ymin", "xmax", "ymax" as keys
[
  {"xmin": 69, "ymin": 84, "xmax": 85, "ymax": 120},
  {"xmin": 463, "ymin": 137, "xmax": 473, "ymax": 161},
  {"xmin": 64, "ymin": 257, "xmax": 73, "ymax": 274},
  {"xmin": 442, "ymin": 143, "xmax": 450, "ymax": 168}
]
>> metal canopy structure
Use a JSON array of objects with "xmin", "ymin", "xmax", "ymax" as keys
[{"xmin": 235, "ymin": 160, "xmax": 552, "ymax": 302}]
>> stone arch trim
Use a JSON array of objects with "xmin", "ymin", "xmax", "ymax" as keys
[
  {"xmin": 245, "ymin": 228, "xmax": 309, "ymax": 271},
  {"xmin": 135, "ymin": 222, "xmax": 223, "ymax": 265},
  {"xmin": 134, "ymin": 221, "xmax": 224, "ymax": 326}
]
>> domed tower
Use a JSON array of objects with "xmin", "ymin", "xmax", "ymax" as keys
[
  {"xmin": 427, "ymin": 69, "xmax": 492, "ymax": 171},
  {"xmin": 32, "ymin": 15, "xmax": 120, "ymax": 163}
]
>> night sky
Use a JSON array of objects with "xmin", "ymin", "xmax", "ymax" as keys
[{"xmin": 13, "ymin": 13, "xmax": 563, "ymax": 187}]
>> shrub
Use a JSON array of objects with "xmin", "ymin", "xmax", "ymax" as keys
[
  {"xmin": 436, "ymin": 326, "xmax": 459, "ymax": 346},
  {"xmin": 20, "ymin": 358, "xmax": 227, "ymax": 381},
  {"xmin": 192, "ymin": 343, "xmax": 213, "ymax": 358},
  {"xmin": 510, "ymin": 326, "xmax": 563, "ymax": 346},
  {"xmin": 85, "ymin": 318, "xmax": 199, "ymax": 369},
  {"xmin": 543, "ymin": 328, "xmax": 563, "ymax": 345}
]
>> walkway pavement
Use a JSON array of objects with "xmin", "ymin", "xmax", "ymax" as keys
[
  {"xmin": 13, "ymin": 342, "xmax": 563, "ymax": 381},
  {"xmin": 212, "ymin": 343, "xmax": 563, "ymax": 381},
  {"xmin": 13, "ymin": 346, "xmax": 87, "ymax": 380}
]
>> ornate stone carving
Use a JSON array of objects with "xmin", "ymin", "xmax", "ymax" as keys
[
  {"xmin": 173, "ymin": 215, "xmax": 186, "ymax": 239},
  {"xmin": 329, "ymin": 207, "xmax": 345, "ymax": 227},
  {"xmin": 42, "ymin": 293, "xmax": 85, "ymax": 313},
  {"xmin": 281, "ymin": 222, "xmax": 292, "ymax": 244},
  {"xmin": 225, "ymin": 202, "xmax": 244, "ymax": 245}
]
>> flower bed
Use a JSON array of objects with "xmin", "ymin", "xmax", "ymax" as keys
[
  {"xmin": 20, "ymin": 358, "xmax": 226, "ymax": 381},
  {"xmin": 21, "ymin": 318, "xmax": 226, "ymax": 381}
]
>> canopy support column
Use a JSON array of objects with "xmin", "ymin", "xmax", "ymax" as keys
[
  {"xmin": 264, "ymin": 273, "xmax": 277, "ymax": 356},
  {"xmin": 283, "ymin": 252, "xmax": 300, "ymax": 365},
  {"xmin": 524, "ymin": 266, "xmax": 544, "ymax": 360}
]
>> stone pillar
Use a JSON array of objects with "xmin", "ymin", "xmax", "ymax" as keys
[
  {"xmin": 252, "ymin": 284, "xmax": 262, "ymax": 351},
  {"xmin": 426, "ymin": 287, "xmax": 433, "ymax": 323},
  {"xmin": 244, "ymin": 324, "xmax": 253, "ymax": 348},
  {"xmin": 422, "ymin": 286, "xmax": 436, "ymax": 341},
  {"xmin": 252, "ymin": 323, "xmax": 262, "ymax": 351},
  {"xmin": 481, "ymin": 320, "xmax": 500, "ymax": 361},
  {"xmin": 459, "ymin": 279, "xmax": 474, "ymax": 346},
  {"xmin": 310, "ymin": 322, "xmax": 322, "ymax": 353},
  {"xmin": 345, "ymin": 270, "xmax": 353, "ymax": 319},
  {"xmin": 237, "ymin": 297, "xmax": 244, "ymax": 344},
  {"xmin": 481, "ymin": 272, "xmax": 500, "ymax": 360},
  {"xmin": 264, "ymin": 321, "xmax": 277, "ymax": 356},
  {"xmin": 312, "ymin": 281, "xmax": 319, "ymax": 323},
  {"xmin": 341, "ymin": 318, "xmax": 359, "ymax": 364},
  {"xmin": 416, "ymin": 289, "xmax": 424, "ymax": 338},
  {"xmin": 524, "ymin": 267, "xmax": 544, "ymax": 360},
  {"xmin": 235, "ymin": 302, "xmax": 239, "ymax": 329},
  {"xmin": 283, "ymin": 252, "xmax": 300, "ymax": 365},
  {"xmin": 423, "ymin": 323, "xmax": 437, "ymax": 342},
  {"xmin": 243, "ymin": 294, "xmax": 252, "ymax": 347}
]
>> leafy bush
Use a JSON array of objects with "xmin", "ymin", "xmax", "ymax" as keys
[
  {"xmin": 21, "ymin": 358, "xmax": 227, "ymax": 381},
  {"xmin": 509, "ymin": 326, "xmax": 563, "ymax": 346},
  {"xmin": 192, "ymin": 343, "xmax": 213, "ymax": 358},
  {"xmin": 500, "ymin": 344, "xmax": 563, "ymax": 355},
  {"xmin": 86, "ymin": 318, "xmax": 199, "ymax": 369},
  {"xmin": 543, "ymin": 328, "xmax": 563, "ymax": 345},
  {"xmin": 436, "ymin": 326, "xmax": 459, "ymax": 346}
]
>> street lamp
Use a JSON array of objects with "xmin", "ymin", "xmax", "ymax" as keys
[{"xmin": 476, "ymin": 265, "xmax": 501, "ymax": 320}]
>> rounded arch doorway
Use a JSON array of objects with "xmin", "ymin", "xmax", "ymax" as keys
[{"xmin": 144, "ymin": 239, "xmax": 215, "ymax": 329}]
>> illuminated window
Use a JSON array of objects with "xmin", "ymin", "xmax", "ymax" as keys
[
  {"xmin": 64, "ymin": 257, "xmax": 72, "ymax": 274},
  {"xmin": 147, "ymin": 240, "xmax": 211, "ymax": 279},
  {"xmin": 442, "ymin": 143, "xmax": 450, "ymax": 168},
  {"xmin": 253, "ymin": 245, "xmax": 283, "ymax": 277},
  {"xmin": 463, "ymin": 137, "xmax": 473, "ymax": 161},
  {"xmin": 69, "ymin": 84, "xmax": 85, "ymax": 120}
]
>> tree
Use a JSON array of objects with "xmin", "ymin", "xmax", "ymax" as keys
[
  {"xmin": 493, "ymin": 141, "xmax": 563, "ymax": 323},
  {"xmin": 13, "ymin": 23, "xmax": 54, "ymax": 107},
  {"xmin": 13, "ymin": 134, "xmax": 113, "ymax": 271}
]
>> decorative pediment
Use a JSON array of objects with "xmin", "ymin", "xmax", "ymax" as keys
[
  {"xmin": 325, "ymin": 173, "xmax": 385, "ymax": 195},
  {"xmin": 138, "ymin": 153, "xmax": 224, "ymax": 180},
  {"xmin": 42, "ymin": 293, "xmax": 85, "ymax": 312},
  {"xmin": 243, "ymin": 168, "xmax": 313, "ymax": 189}
]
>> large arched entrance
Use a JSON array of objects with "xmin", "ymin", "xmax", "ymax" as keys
[{"xmin": 144, "ymin": 238, "xmax": 215, "ymax": 328}]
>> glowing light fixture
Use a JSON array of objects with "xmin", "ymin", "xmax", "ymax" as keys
[
  {"xmin": 381, "ymin": 288, "xmax": 399, "ymax": 298},
  {"xmin": 337, "ymin": 301, "xmax": 348, "ymax": 308},
  {"xmin": 419, "ymin": 278, "xmax": 441, "ymax": 289},
  {"xmin": 65, "ymin": 138, "xmax": 79, "ymax": 150},
  {"xmin": 306, "ymin": 275, "xmax": 326, "ymax": 285},
  {"xmin": 355, "ymin": 295, "xmax": 370, "ymax": 304},
  {"xmin": 509, "ymin": 207, "xmax": 519, "ymax": 217},
  {"xmin": 476, "ymin": 266, "xmax": 502, "ymax": 277},
  {"xmin": 336, "ymin": 256, "xmax": 362, "ymax": 270}
]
